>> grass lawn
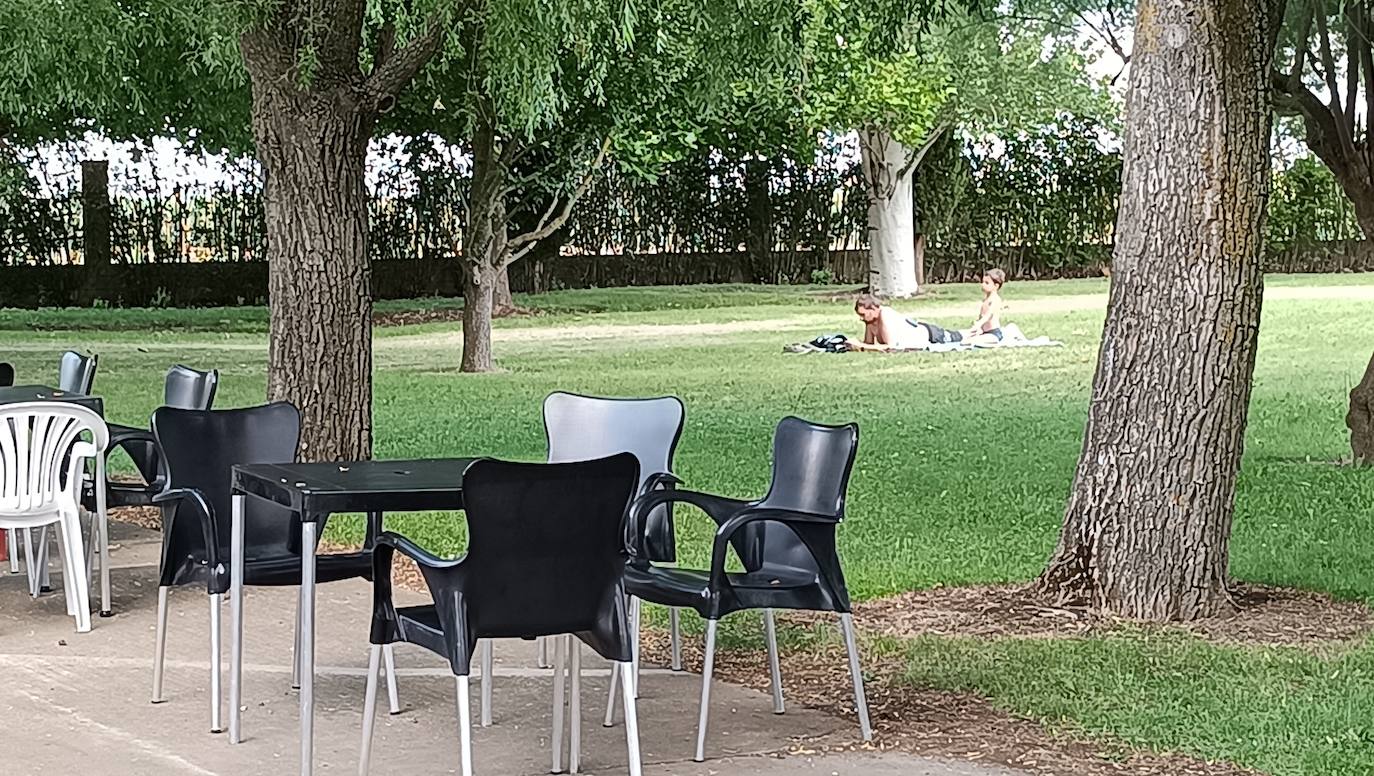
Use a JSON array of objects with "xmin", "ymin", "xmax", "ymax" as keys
[{"xmin": 3, "ymin": 275, "xmax": 1373, "ymax": 775}]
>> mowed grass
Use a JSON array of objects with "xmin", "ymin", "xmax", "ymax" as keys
[{"xmin": 3, "ymin": 275, "xmax": 1373, "ymax": 775}]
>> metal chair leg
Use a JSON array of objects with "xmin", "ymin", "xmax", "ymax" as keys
[
  {"xmin": 358, "ymin": 645, "xmax": 382, "ymax": 776},
  {"xmin": 602, "ymin": 661, "xmax": 618, "ymax": 728},
  {"xmin": 209, "ymin": 593, "xmax": 223, "ymax": 733},
  {"xmin": 620, "ymin": 660, "xmax": 644, "ymax": 776},
  {"xmin": 455, "ymin": 676, "xmax": 474, "ymax": 776},
  {"xmin": 570, "ymin": 637, "xmax": 581, "ymax": 774},
  {"xmin": 669, "ymin": 607, "xmax": 682, "ymax": 671},
  {"xmin": 764, "ymin": 609, "xmax": 784, "ymax": 714},
  {"xmin": 383, "ymin": 644, "xmax": 401, "ymax": 715},
  {"xmin": 839, "ymin": 614, "xmax": 873, "ymax": 742},
  {"xmin": 152, "ymin": 586, "xmax": 170, "ymax": 702},
  {"xmin": 630, "ymin": 597, "xmax": 641, "ymax": 699},
  {"xmin": 552, "ymin": 635, "xmax": 567, "ymax": 773},
  {"xmin": 5, "ymin": 528, "xmax": 17, "ymax": 573},
  {"xmin": 479, "ymin": 640, "xmax": 493, "ymax": 727},
  {"xmin": 694, "ymin": 620, "xmax": 718, "ymax": 762},
  {"xmin": 95, "ymin": 460, "xmax": 112, "ymax": 616}
]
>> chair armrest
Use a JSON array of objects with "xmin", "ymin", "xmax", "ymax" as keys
[
  {"xmin": 108, "ymin": 426, "xmax": 155, "ymax": 449},
  {"xmin": 375, "ymin": 532, "xmax": 464, "ymax": 570},
  {"xmin": 708, "ymin": 507, "xmax": 839, "ymax": 589},
  {"xmin": 152, "ymin": 487, "xmax": 220, "ymax": 570},
  {"xmin": 107, "ymin": 426, "xmax": 165, "ymax": 488},
  {"xmin": 625, "ymin": 489, "xmax": 749, "ymax": 560},
  {"xmin": 642, "ymin": 471, "xmax": 683, "ymax": 491}
]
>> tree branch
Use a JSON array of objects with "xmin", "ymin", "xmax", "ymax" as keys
[
  {"xmin": 1287, "ymin": 2, "xmax": 1314, "ymax": 84},
  {"xmin": 371, "ymin": 21, "xmax": 397, "ymax": 76},
  {"xmin": 363, "ymin": 11, "xmax": 452, "ymax": 106},
  {"xmin": 1313, "ymin": 0, "xmax": 1359, "ymax": 158},
  {"xmin": 504, "ymin": 137, "xmax": 611, "ymax": 265}
]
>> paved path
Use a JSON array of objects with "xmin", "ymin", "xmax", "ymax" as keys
[{"xmin": 0, "ymin": 522, "xmax": 1024, "ymax": 776}]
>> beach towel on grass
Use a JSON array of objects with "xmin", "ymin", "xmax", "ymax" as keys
[{"xmin": 783, "ymin": 324, "xmax": 1062, "ymax": 354}]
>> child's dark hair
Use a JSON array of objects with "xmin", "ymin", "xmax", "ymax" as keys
[
  {"xmin": 855, "ymin": 293, "xmax": 882, "ymax": 310},
  {"xmin": 984, "ymin": 268, "xmax": 1007, "ymax": 287}
]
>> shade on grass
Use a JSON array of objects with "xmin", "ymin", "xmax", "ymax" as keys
[{"xmin": 4, "ymin": 275, "xmax": 1372, "ymax": 775}]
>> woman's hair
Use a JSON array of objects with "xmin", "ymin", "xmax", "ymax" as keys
[
  {"xmin": 985, "ymin": 268, "xmax": 1007, "ymax": 287},
  {"xmin": 855, "ymin": 293, "xmax": 882, "ymax": 310}
]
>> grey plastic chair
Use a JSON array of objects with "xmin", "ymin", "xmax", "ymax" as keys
[
  {"xmin": 101, "ymin": 365, "xmax": 221, "ymax": 510},
  {"xmin": 58, "ymin": 351, "xmax": 97, "ymax": 395},
  {"xmin": 543, "ymin": 392, "xmax": 687, "ymax": 699}
]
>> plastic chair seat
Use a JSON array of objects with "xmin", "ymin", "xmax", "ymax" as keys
[
  {"xmin": 162, "ymin": 548, "xmax": 374, "ymax": 589},
  {"xmin": 624, "ymin": 563, "xmax": 822, "ymax": 612}
]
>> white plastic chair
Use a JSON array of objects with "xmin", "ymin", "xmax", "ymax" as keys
[{"xmin": 0, "ymin": 402, "xmax": 109, "ymax": 632}]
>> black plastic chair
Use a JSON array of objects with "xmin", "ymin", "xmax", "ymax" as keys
[
  {"xmin": 360, "ymin": 455, "xmax": 645, "ymax": 776},
  {"xmin": 611, "ymin": 416, "xmax": 872, "ymax": 761},
  {"xmin": 58, "ymin": 350, "xmax": 97, "ymax": 394},
  {"xmin": 101, "ymin": 365, "xmax": 220, "ymax": 510},
  {"xmin": 149, "ymin": 402, "xmax": 398, "ymax": 733},
  {"xmin": 0, "ymin": 361, "xmax": 13, "ymax": 387}
]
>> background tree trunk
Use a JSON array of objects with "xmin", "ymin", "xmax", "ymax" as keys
[
  {"xmin": 461, "ymin": 114, "xmax": 501, "ymax": 372},
  {"xmin": 493, "ymin": 266, "xmax": 515, "ymax": 315},
  {"xmin": 243, "ymin": 32, "xmax": 375, "ymax": 462},
  {"xmin": 744, "ymin": 157, "xmax": 774, "ymax": 282},
  {"xmin": 1039, "ymin": 0, "xmax": 1280, "ymax": 621},
  {"xmin": 860, "ymin": 128, "xmax": 919, "ymax": 298},
  {"xmin": 1349, "ymin": 351, "xmax": 1374, "ymax": 463}
]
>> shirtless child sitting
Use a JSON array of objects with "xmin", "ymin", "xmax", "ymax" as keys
[
  {"xmin": 849, "ymin": 294, "xmax": 964, "ymax": 351},
  {"xmin": 964, "ymin": 268, "xmax": 1007, "ymax": 344}
]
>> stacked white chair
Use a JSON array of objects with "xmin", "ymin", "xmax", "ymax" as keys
[{"xmin": 0, "ymin": 402, "xmax": 108, "ymax": 632}]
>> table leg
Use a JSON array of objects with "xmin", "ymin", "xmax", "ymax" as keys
[
  {"xmin": 299, "ymin": 520, "xmax": 318, "ymax": 776},
  {"xmin": 228, "ymin": 494, "xmax": 246, "ymax": 743}
]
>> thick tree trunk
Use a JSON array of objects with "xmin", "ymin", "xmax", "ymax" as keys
[
  {"xmin": 860, "ymin": 128, "xmax": 918, "ymax": 298},
  {"xmin": 1350, "ymin": 351, "xmax": 1374, "ymax": 463},
  {"xmin": 1039, "ymin": 0, "xmax": 1280, "ymax": 621},
  {"xmin": 243, "ymin": 35, "xmax": 375, "ymax": 462}
]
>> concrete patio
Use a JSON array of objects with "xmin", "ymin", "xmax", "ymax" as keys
[{"xmin": 0, "ymin": 521, "xmax": 1023, "ymax": 776}]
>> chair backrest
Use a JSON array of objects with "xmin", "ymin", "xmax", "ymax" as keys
[
  {"xmin": 152, "ymin": 403, "xmax": 300, "ymax": 561},
  {"xmin": 0, "ymin": 402, "xmax": 109, "ymax": 518},
  {"xmin": 460, "ymin": 454, "xmax": 639, "ymax": 657},
  {"xmin": 0, "ymin": 362, "xmax": 13, "ymax": 387},
  {"xmin": 730, "ymin": 417, "xmax": 859, "ymax": 578},
  {"xmin": 164, "ymin": 365, "xmax": 220, "ymax": 411},
  {"xmin": 58, "ymin": 351, "xmax": 97, "ymax": 394},
  {"xmin": 543, "ymin": 392, "xmax": 683, "ymax": 487},
  {"xmin": 758, "ymin": 417, "xmax": 859, "ymax": 517},
  {"xmin": 544, "ymin": 392, "xmax": 684, "ymax": 561}
]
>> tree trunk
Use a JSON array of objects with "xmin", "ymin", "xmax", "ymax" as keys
[
  {"xmin": 1350, "ymin": 351, "xmax": 1374, "ymax": 463},
  {"xmin": 860, "ymin": 128, "xmax": 918, "ymax": 297},
  {"xmin": 461, "ymin": 262, "xmax": 497, "ymax": 372},
  {"xmin": 493, "ymin": 266, "xmax": 515, "ymax": 316},
  {"xmin": 1039, "ymin": 0, "xmax": 1280, "ymax": 621},
  {"xmin": 242, "ymin": 32, "xmax": 376, "ymax": 462},
  {"xmin": 744, "ymin": 157, "xmax": 773, "ymax": 283},
  {"xmin": 461, "ymin": 113, "xmax": 502, "ymax": 372}
]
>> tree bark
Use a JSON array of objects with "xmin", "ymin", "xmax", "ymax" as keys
[
  {"xmin": 860, "ymin": 128, "xmax": 919, "ymax": 297},
  {"xmin": 1039, "ymin": 0, "xmax": 1281, "ymax": 621},
  {"xmin": 493, "ymin": 266, "xmax": 515, "ymax": 315},
  {"xmin": 242, "ymin": 28, "xmax": 376, "ymax": 462},
  {"xmin": 1350, "ymin": 351, "xmax": 1374, "ymax": 463},
  {"xmin": 743, "ymin": 157, "xmax": 773, "ymax": 282},
  {"xmin": 460, "ymin": 112, "xmax": 502, "ymax": 372}
]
